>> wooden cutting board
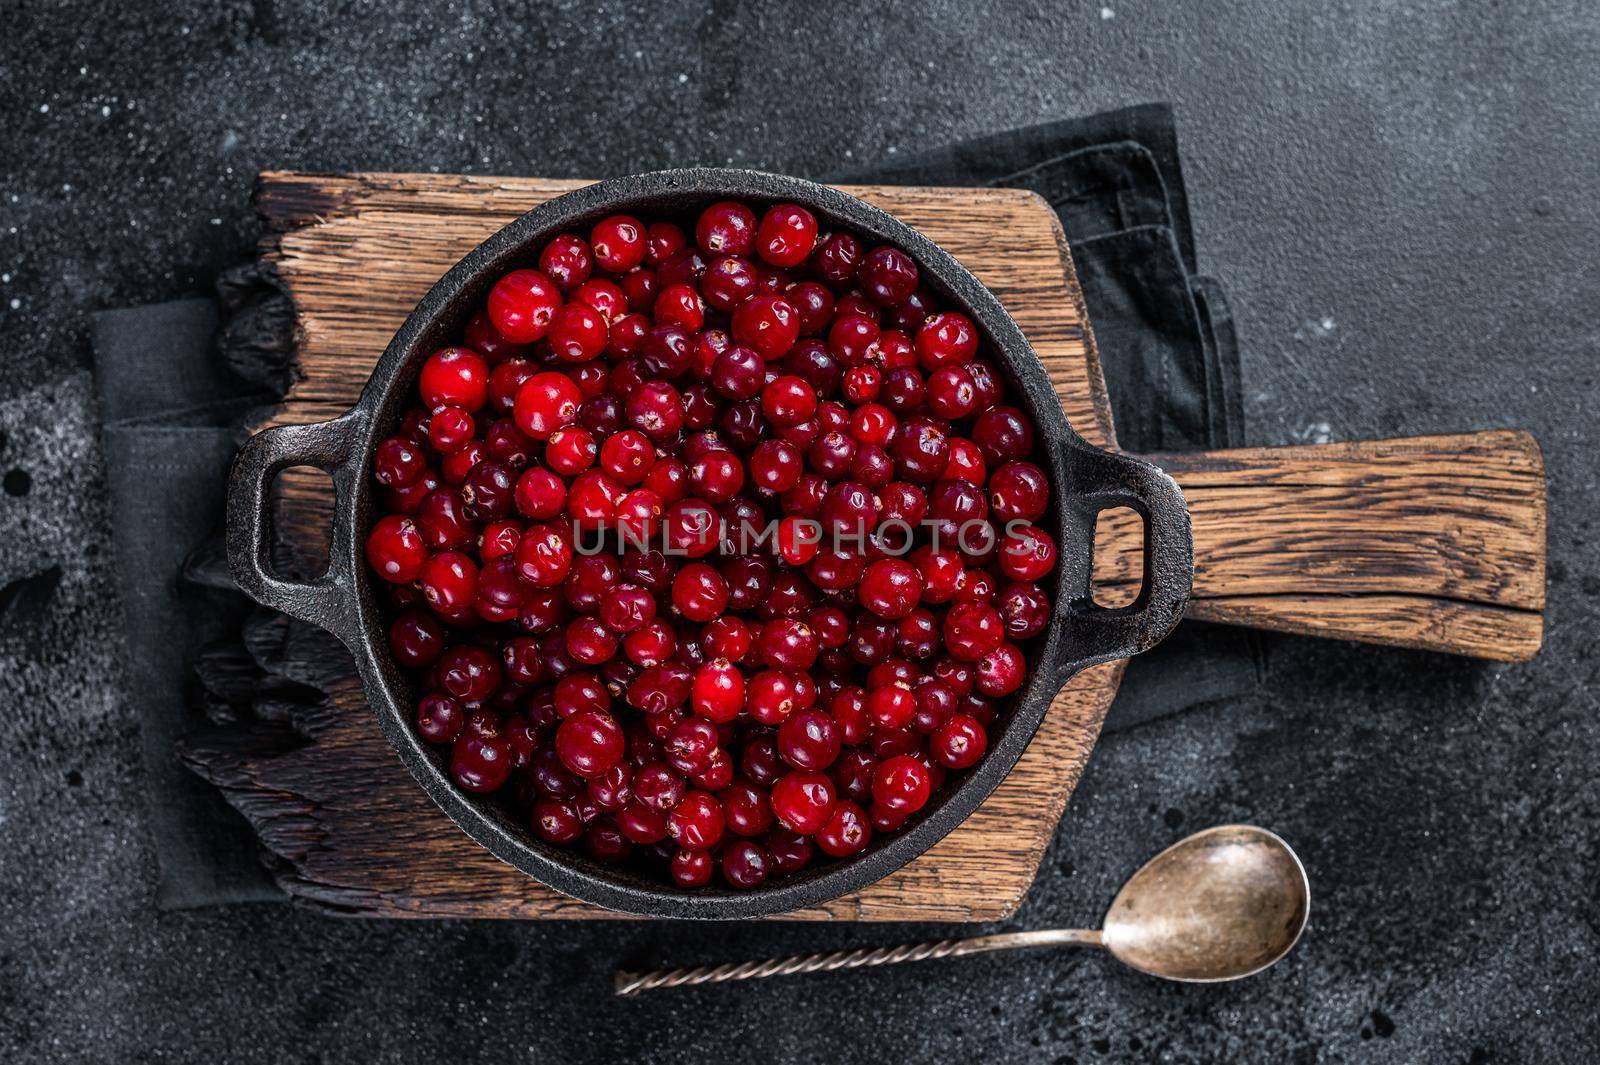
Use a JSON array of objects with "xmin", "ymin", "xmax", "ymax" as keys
[{"xmin": 184, "ymin": 172, "xmax": 1545, "ymax": 921}]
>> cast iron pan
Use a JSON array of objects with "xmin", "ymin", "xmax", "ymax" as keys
[{"xmin": 225, "ymin": 169, "xmax": 1193, "ymax": 919}]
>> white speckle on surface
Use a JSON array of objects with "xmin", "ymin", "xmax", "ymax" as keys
[
  {"xmin": 1293, "ymin": 420, "xmax": 1334, "ymax": 444},
  {"xmin": 1294, "ymin": 316, "xmax": 1339, "ymax": 341},
  {"xmin": 209, "ymin": 217, "xmax": 221, "ymax": 225},
  {"xmin": 221, "ymin": 129, "xmax": 240, "ymax": 152},
  {"xmin": 1101, "ymin": 6, "xmax": 1115, "ymax": 19},
  {"xmin": 9, "ymin": 298, "xmax": 20, "ymax": 310},
  {"xmin": 677, "ymin": 72, "xmax": 688, "ymax": 83},
  {"xmin": 101, "ymin": 105, "xmax": 110, "ymax": 117},
  {"xmin": 39, "ymin": 104, "xmax": 49, "ymax": 113},
  {"xmin": 2, "ymin": 274, "xmax": 9, "ymax": 283},
  {"xmin": 888, "ymin": 145, "xmax": 898, "ymax": 154}
]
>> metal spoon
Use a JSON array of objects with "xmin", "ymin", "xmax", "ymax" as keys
[{"xmin": 614, "ymin": 824, "xmax": 1309, "ymax": 995}]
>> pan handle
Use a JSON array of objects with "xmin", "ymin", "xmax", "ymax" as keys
[
  {"xmin": 225, "ymin": 412, "xmax": 366, "ymax": 648},
  {"xmin": 1054, "ymin": 446, "xmax": 1193, "ymax": 667}
]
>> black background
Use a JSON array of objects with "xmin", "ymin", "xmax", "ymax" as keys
[{"xmin": 1, "ymin": 3, "xmax": 1597, "ymax": 1062}]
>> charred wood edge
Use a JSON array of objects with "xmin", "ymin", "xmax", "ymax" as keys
[{"xmin": 177, "ymin": 191, "xmax": 346, "ymax": 898}]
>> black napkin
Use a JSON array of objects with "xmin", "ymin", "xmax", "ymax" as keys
[{"xmin": 94, "ymin": 103, "xmax": 1260, "ymax": 907}]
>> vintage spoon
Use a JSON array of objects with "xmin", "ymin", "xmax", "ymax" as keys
[{"xmin": 615, "ymin": 824, "xmax": 1308, "ymax": 995}]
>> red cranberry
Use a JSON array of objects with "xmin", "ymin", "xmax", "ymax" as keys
[
  {"xmin": 555, "ymin": 709, "xmax": 625, "ymax": 779},
  {"xmin": 872, "ymin": 754, "xmax": 931, "ymax": 813},
  {"xmin": 671, "ymin": 847, "xmax": 713, "ymax": 886},
  {"xmin": 745, "ymin": 670, "xmax": 801, "ymax": 725},
  {"xmin": 755, "ymin": 203, "xmax": 818, "ymax": 268},
  {"xmin": 721, "ymin": 778, "xmax": 775, "ymax": 837},
  {"xmin": 999, "ymin": 524, "xmax": 1057, "ymax": 581},
  {"xmin": 858, "ymin": 559, "xmax": 923, "ymax": 619},
  {"xmin": 366, "ymin": 515, "xmax": 427, "ymax": 583},
  {"xmin": 811, "ymin": 231, "xmax": 863, "ymax": 287},
  {"xmin": 972, "ymin": 405, "xmax": 1036, "ymax": 464},
  {"xmin": 460, "ymin": 461, "xmax": 515, "ymax": 521},
  {"xmin": 976, "ymin": 642, "xmax": 1027, "ymax": 696},
  {"xmin": 722, "ymin": 840, "xmax": 771, "ymax": 889},
  {"xmin": 419, "ymin": 347, "xmax": 490, "ymax": 412},
  {"xmin": 943, "ymin": 601, "xmax": 1006, "ymax": 662},
  {"xmin": 513, "ymin": 372, "xmax": 581, "ymax": 439},
  {"xmin": 777, "ymin": 708, "xmax": 840, "ymax": 771},
  {"xmin": 915, "ymin": 312, "xmax": 979, "ymax": 369},
  {"xmin": 815, "ymin": 801, "xmax": 871, "ymax": 858},
  {"xmin": 547, "ymin": 302, "xmax": 609, "ymax": 363},
  {"xmin": 626, "ymin": 381, "xmax": 686, "ymax": 441},
  {"xmin": 990, "ymin": 461, "xmax": 1050, "ymax": 522},
  {"xmin": 487, "ymin": 270, "xmax": 562, "ymax": 344},
  {"xmin": 731, "ymin": 294, "xmax": 801, "ymax": 360},
  {"xmin": 591, "ymin": 215, "xmax": 647, "ymax": 273},
  {"xmin": 416, "ymin": 692, "xmax": 464, "ymax": 745},
  {"xmin": 932, "ymin": 713, "xmax": 988, "ymax": 769},
  {"xmin": 575, "ymin": 277, "xmax": 627, "ymax": 323},
  {"xmin": 695, "ymin": 201, "xmax": 757, "ymax": 256},
  {"xmin": 770, "ymin": 770, "xmax": 836, "ymax": 835},
  {"xmin": 645, "ymin": 221, "xmax": 688, "ymax": 266},
  {"xmin": 702, "ymin": 255, "xmax": 759, "ymax": 311},
  {"xmin": 668, "ymin": 790, "xmax": 726, "ymax": 849},
  {"xmin": 539, "ymin": 234, "xmax": 593, "ymax": 291},
  {"xmin": 451, "ymin": 720, "xmax": 512, "ymax": 793},
  {"xmin": 691, "ymin": 659, "xmax": 745, "ymax": 723},
  {"xmin": 760, "ymin": 375, "xmax": 818, "ymax": 427},
  {"xmin": 858, "ymin": 246, "xmax": 919, "ymax": 306}
]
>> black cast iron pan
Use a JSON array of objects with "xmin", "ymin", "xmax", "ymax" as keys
[{"xmin": 225, "ymin": 169, "xmax": 1193, "ymax": 919}]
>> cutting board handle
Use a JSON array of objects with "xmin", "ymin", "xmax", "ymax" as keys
[{"xmin": 1093, "ymin": 430, "xmax": 1546, "ymax": 662}]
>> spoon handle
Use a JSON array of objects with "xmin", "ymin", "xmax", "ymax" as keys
[{"xmin": 614, "ymin": 928, "xmax": 1101, "ymax": 996}]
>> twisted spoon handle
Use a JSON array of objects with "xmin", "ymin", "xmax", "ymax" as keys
[{"xmin": 615, "ymin": 928, "xmax": 1102, "ymax": 996}]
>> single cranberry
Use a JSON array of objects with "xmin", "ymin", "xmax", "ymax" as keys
[
  {"xmin": 925, "ymin": 365, "xmax": 979, "ymax": 419},
  {"xmin": 806, "ymin": 546, "xmax": 867, "ymax": 594},
  {"xmin": 460, "ymin": 461, "xmax": 515, "ymax": 522},
  {"xmin": 858, "ymin": 246, "xmax": 920, "ymax": 306},
  {"xmin": 770, "ymin": 770, "xmax": 836, "ymax": 835},
  {"xmin": 972, "ymin": 405, "xmax": 1036, "ymax": 464},
  {"xmin": 747, "ymin": 439, "xmax": 802, "ymax": 492},
  {"xmin": 815, "ymin": 801, "xmax": 871, "ymax": 858},
  {"xmin": 760, "ymin": 375, "xmax": 818, "ymax": 427},
  {"xmin": 514, "ymin": 522, "xmax": 573, "ymax": 588},
  {"xmin": 691, "ymin": 658, "xmax": 745, "ymax": 723},
  {"xmin": 644, "ymin": 220, "xmax": 688, "ymax": 266},
  {"xmin": 482, "ymin": 417, "xmax": 534, "ymax": 469},
  {"xmin": 625, "ymin": 623, "xmax": 679, "ymax": 671},
  {"xmin": 687, "ymin": 449, "xmax": 744, "ymax": 503},
  {"xmin": 997, "ymin": 581, "xmax": 1051, "ymax": 640},
  {"xmin": 664, "ymin": 716, "xmax": 719, "ymax": 776},
  {"xmin": 932, "ymin": 713, "xmax": 989, "ymax": 770},
  {"xmin": 373, "ymin": 435, "xmax": 426, "ymax": 489},
  {"xmin": 487, "ymin": 270, "xmax": 562, "ymax": 344},
  {"xmin": 976, "ymin": 642, "xmax": 1027, "ymax": 697},
  {"xmin": 366, "ymin": 515, "xmax": 427, "ymax": 583},
  {"xmin": 999, "ymin": 524, "xmax": 1058, "ymax": 581},
  {"xmin": 575, "ymin": 277, "xmax": 627, "ymax": 324},
  {"xmin": 670, "ymin": 847, "xmax": 714, "ymax": 887},
  {"xmin": 415, "ymin": 692, "xmax": 464, "ymax": 745},
  {"xmin": 419, "ymin": 347, "xmax": 490, "ymax": 412},
  {"xmin": 617, "ymin": 801, "xmax": 669, "ymax": 844},
  {"xmin": 700, "ymin": 254, "xmax": 758, "ymax": 311},
  {"xmin": 754, "ymin": 203, "xmax": 818, "ymax": 268},
  {"xmin": 669, "ymin": 563, "xmax": 728, "ymax": 623},
  {"xmin": 632, "ymin": 763, "xmax": 687, "ymax": 813},
  {"xmin": 810, "ymin": 231, "xmax": 863, "ymax": 287},
  {"xmin": 553, "ymin": 672, "xmax": 611, "ymax": 718},
  {"xmin": 719, "ymin": 556, "xmax": 772, "ymax": 613},
  {"xmin": 744, "ymin": 670, "xmax": 801, "ymax": 726},
  {"xmin": 590, "ymin": 214, "xmax": 647, "ymax": 273},
  {"xmin": 586, "ymin": 761, "xmax": 634, "ymax": 811},
  {"xmin": 701, "ymin": 617, "xmax": 752, "ymax": 663},
  {"xmin": 513, "ymin": 372, "xmax": 581, "ymax": 439},
  {"xmin": 555, "ymin": 709, "xmax": 625, "ymax": 779},
  {"xmin": 657, "ymin": 248, "xmax": 707, "ymax": 288},
  {"xmin": 547, "ymin": 302, "xmax": 609, "ymax": 363},
  {"xmin": 389, "ymin": 610, "xmax": 446, "ymax": 668},
  {"xmin": 943, "ymin": 438, "xmax": 987, "ymax": 484},
  {"xmin": 740, "ymin": 734, "xmax": 785, "ymax": 787},
  {"xmin": 489, "ymin": 358, "xmax": 539, "ymax": 415},
  {"xmin": 943, "ymin": 601, "xmax": 1006, "ymax": 661},
  {"xmin": 871, "ymin": 754, "xmax": 932, "ymax": 813},
  {"xmin": 695, "ymin": 201, "xmax": 757, "ymax": 256},
  {"xmin": 927, "ymin": 478, "xmax": 989, "ymax": 546},
  {"xmin": 721, "ymin": 840, "xmax": 771, "ymax": 889},
  {"xmin": 583, "ymin": 816, "xmax": 633, "ymax": 863},
  {"xmin": 776, "ymin": 708, "xmax": 840, "ymax": 771},
  {"xmin": 418, "ymin": 551, "xmax": 477, "ymax": 615},
  {"xmin": 626, "ymin": 380, "xmax": 686, "ymax": 441},
  {"xmin": 891, "ymin": 417, "xmax": 949, "ymax": 483},
  {"xmin": 858, "ymin": 558, "xmax": 923, "ymax": 619},
  {"xmin": 668, "ymin": 789, "xmax": 726, "ymax": 849},
  {"xmin": 896, "ymin": 608, "xmax": 941, "ymax": 661},
  {"xmin": 720, "ymin": 778, "xmax": 775, "ymax": 837},
  {"xmin": 783, "ymin": 281, "xmax": 834, "ymax": 336},
  {"xmin": 731, "ymin": 294, "xmax": 801, "ymax": 360},
  {"xmin": 915, "ymin": 311, "xmax": 979, "ymax": 369},
  {"xmin": 849, "ymin": 403, "xmax": 897, "ymax": 448},
  {"xmin": 821, "ymin": 481, "xmax": 878, "ymax": 539},
  {"xmin": 806, "ymin": 430, "xmax": 855, "ymax": 479},
  {"xmin": 881, "ymin": 367, "xmax": 926, "ymax": 412},
  {"xmin": 539, "ymin": 234, "xmax": 593, "ymax": 291},
  {"xmin": 693, "ymin": 746, "xmax": 735, "ymax": 790},
  {"xmin": 451, "ymin": 723, "xmax": 512, "ymax": 793},
  {"xmin": 513, "ymin": 467, "xmax": 565, "ymax": 520},
  {"xmin": 990, "ymin": 460, "xmax": 1050, "ymax": 522},
  {"xmin": 592, "ymin": 582, "xmax": 654, "ymax": 635},
  {"xmin": 620, "ymin": 267, "xmax": 660, "ymax": 312},
  {"xmin": 564, "ymin": 617, "xmax": 619, "ymax": 665}
]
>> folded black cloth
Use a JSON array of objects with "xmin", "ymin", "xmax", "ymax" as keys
[{"xmin": 95, "ymin": 103, "xmax": 1260, "ymax": 907}]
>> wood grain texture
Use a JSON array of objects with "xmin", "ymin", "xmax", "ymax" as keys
[
  {"xmin": 190, "ymin": 172, "xmax": 1120, "ymax": 921},
  {"xmin": 1091, "ymin": 432, "xmax": 1547, "ymax": 661},
  {"xmin": 187, "ymin": 171, "xmax": 1545, "ymax": 922}
]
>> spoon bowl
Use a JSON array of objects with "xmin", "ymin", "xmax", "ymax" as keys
[{"xmin": 1101, "ymin": 824, "xmax": 1309, "ymax": 982}]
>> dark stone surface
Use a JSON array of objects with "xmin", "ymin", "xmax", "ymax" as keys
[{"xmin": 1, "ymin": 2, "xmax": 1595, "ymax": 1062}]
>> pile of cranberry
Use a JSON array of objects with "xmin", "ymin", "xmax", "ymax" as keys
[{"xmin": 363, "ymin": 199, "xmax": 1057, "ymax": 891}]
